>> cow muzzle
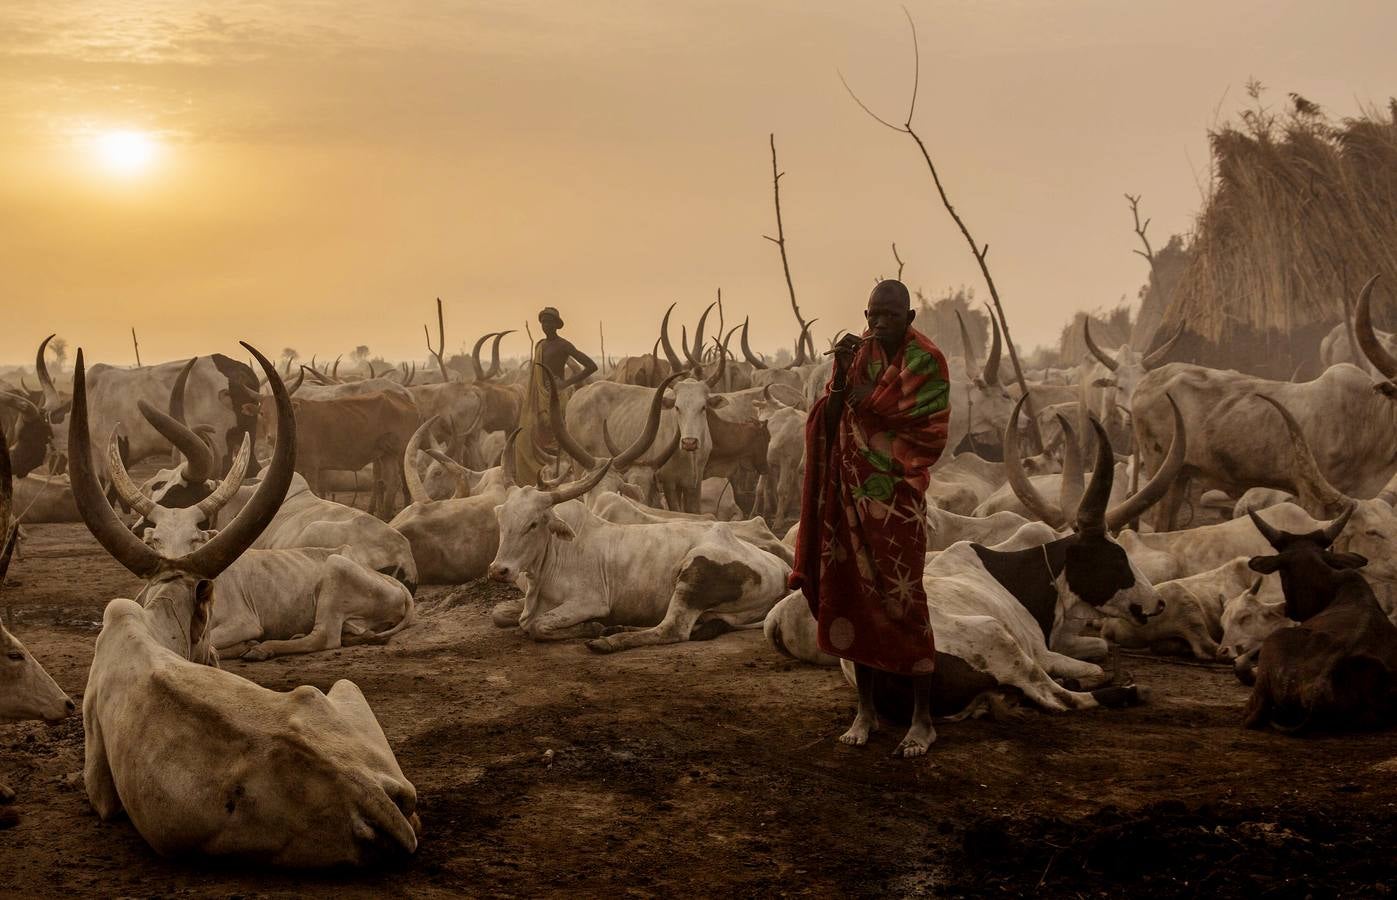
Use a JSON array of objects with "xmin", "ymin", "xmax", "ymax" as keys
[
  {"xmin": 680, "ymin": 438, "xmax": 699, "ymax": 452},
  {"xmin": 488, "ymin": 563, "xmax": 512, "ymax": 583}
]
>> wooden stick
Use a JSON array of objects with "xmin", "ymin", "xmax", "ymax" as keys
[{"xmin": 130, "ymin": 327, "xmax": 142, "ymax": 367}]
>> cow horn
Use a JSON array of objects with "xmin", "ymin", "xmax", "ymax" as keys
[
  {"xmin": 404, "ymin": 416, "xmax": 441, "ymax": 505},
  {"xmin": 194, "ymin": 434, "xmax": 251, "ymax": 522},
  {"xmin": 1082, "ymin": 319, "xmax": 1119, "ymax": 372},
  {"xmin": 1320, "ymin": 503, "xmax": 1356, "ymax": 545},
  {"xmin": 650, "ymin": 337, "xmax": 663, "ymax": 363},
  {"xmin": 703, "ymin": 334, "xmax": 729, "ymax": 388},
  {"xmin": 68, "ymin": 351, "xmax": 163, "ymax": 578},
  {"xmin": 955, "ymin": 310, "xmax": 981, "ymax": 379},
  {"xmin": 167, "ymin": 357, "xmax": 199, "ymax": 468},
  {"xmin": 539, "ymin": 365, "xmax": 596, "ymax": 469},
  {"xmin": 1105, "ymin": 394, "xmax": 1187, "ymax": 531},
  {"xmin": 617, "ymin": 372, "xmax": 684, "ymax": 469},
  {"xmin": 762, "ymin": 384, "xmax": 786, "ymax": 410},
  {"xmin": 35, "ymin": 334, "xmax": 62, "ymax": 412},
  {"xmin": 502, "ymin": 428, "xmax": 521, "ymax": 487},
  {"xmin": 688, "ymin": 302, "xmax": 716, "ymax": 368},
  {"xmin": 331, "ymin": 355, "xmax": 342, "ymax": 381},
  {"xmin": 1142, "ymin": 323, "xmax": 1184, "ymax": 370},
  {"xmin": 1003, "ymin": 394, "xmax": 1065, "ymax": 527},
  {"xmin": 787, "ymin": 319, "xmax": 817, "ymax": 369},
  {"xmin": 0, "ymin": 391, "xmax": 42, "ymax": 421},
  {"xmin": 602, "ymin": 418, "xmax": 621, "ymax": 456},
  {"xmin": 138, "ymin": 400, "xmax": 215, "ymax": 484},
  {"xmin": 1251, "ymin": 393, "xmax": 1352, "ymax": 518},
  {"xmin": 105, "ymin": 430, "xmax": 156, "ymax": 519},
  {"xmin": 470, "ymin": 332, "xmax": 496, "ymax": 381},
  {"xmin": 982, "ymin": 306, "xmax": 1003, "ymax": 385},
  {"xmin": 1074, "ymin": 416, "xmax": 1117, "ymax": 533},
  {"xmin": 741, "ymin": 318, "xmax": 768, "ymax": 369},
  {"xmin": 1055, "ymin": 413, "xmax": 1084, "ymax": 521},
  {"xmin": 1352, "ymin": 275, "xmax": 1397, "ymax": 381},
  {"xmin": 182, "ymin": 343, "xmax": 295, "ymax": 579},
  {"xmin": 660, "ymin": 303, "xmax": 687, "ymax": 371},
  {"xmin": 1247, "ymin": 508, "xmax": 1284, "ymax": 548},
  {"xmin": 488, "ymin": 331, "xmax": 515, "ymax": 380},
  {"xmin": 546, "ymin": 459, "xmax": 613, "ymax": 506}
]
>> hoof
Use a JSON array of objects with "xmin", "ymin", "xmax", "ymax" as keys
[
  {"xmin": 585, "ymin": 638, "xmax": 615, "ymax": 654},
  {"xmin": 490, "ymin": 600, "xmax": 523, "ymax": 628},
  {"xmin": 242, "ymin": 644, "xmax": 272, "ymax": 662}
]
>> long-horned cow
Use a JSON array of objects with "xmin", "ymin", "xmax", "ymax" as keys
[{"xmin": 70, "ymin": 344, "xmax": 419, "ymax": 865}]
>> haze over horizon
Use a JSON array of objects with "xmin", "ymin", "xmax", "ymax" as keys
[{"xmin": 3, "ymin": 0, "xmax": 1394, "ymax": 369}]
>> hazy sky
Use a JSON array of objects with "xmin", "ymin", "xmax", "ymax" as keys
[{"xmin": 2, "ymin": 0, "xmax": 1394, "ymax": 368}]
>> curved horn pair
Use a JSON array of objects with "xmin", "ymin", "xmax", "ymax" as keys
[
  {"xmin": 660, "ymin": 304, "xmax": 688, "ymax": 371},
  {"xmin": 786, "ymin": 319, "xmax": 818, "ymax": 369},
  {"xmin": 1004, "ymin": 392, "xmax": 1185, "ymax": 532},
  {"xmin": 69, "ymin": 343, "xmax": 296, "ymax": 580},
  {"xmin": 982, "ymin": 306, "xmax": 1002, "ymax": 385},
  {"xmin": 156, "ymin": 357, "xmax": 215, "ymax": 482},
  {"xmin": 546, "ymin": 459, "xmax": 613, "ymax": 506}
]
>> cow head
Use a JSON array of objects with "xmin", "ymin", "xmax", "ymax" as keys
[
  {"xmin": 132, "ymin": 361, "xmax": 225, "ymax": 529},
  {"xmin": 488, "ymin": 458, "xmax": 612, "ymax": 585},
  {"xmin": 1006, "ymin": 396, "xmax": 1187, "ymax": 625},
  {"xmin": 67, "ymin": 343, "xmax": 296, "ymax": 666},
  {"xmin": 1082, "ymin": 320, "xmax": 1182, "ymax": 417},
  {"xmin": 1218, "ymin": 577, "xmax": 1288, "ymax": 664},
  {"xmin": 1246, "ymin": 505, "xmax": 1366, "ymax": 622},
  {"xmin": 0, "ymin": 392, "xmax": 53, "ymax": 478},
  {"xmin": 955, "ymin": 309, "xmax": 1015, "ymax": 450}
]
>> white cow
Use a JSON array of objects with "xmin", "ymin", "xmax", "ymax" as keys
[
  {"xmin": 488, "ymin": 462, "xmax": 791, "ymax": 651},
  {"xmin": 69, "ymin": 344, "xmax": 420, "ymax": 866}
]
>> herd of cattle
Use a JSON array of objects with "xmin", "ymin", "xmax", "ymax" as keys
[{"xmin": 3, "ymin": 284, "xmax": 1397, "ymax": 866}]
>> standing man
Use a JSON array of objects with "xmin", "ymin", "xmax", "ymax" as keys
[
  {"xmin": 515, "ymin": 307, "xmax": 599, "ymax": 485},
  {"xmin": 789, "ymin": 280, "xmax": 951, "ymax": 758}
]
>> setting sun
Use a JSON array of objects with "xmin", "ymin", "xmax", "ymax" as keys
[{"xmin": 92, "ymin": 129, "xmax": 160, "ymax": 176}]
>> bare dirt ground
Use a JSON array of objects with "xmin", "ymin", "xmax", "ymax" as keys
[{"xmin": 3, "ymin": 522, "xmax": 1396, "ymax": 898}]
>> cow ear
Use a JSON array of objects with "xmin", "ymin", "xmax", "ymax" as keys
[
  {"xmin": 1092, "ymin": 378, "xmax": 1115, "ymax": 388},
  {"xmin": 707, "ymin": 395, "xmax": 728, "ymax": 409},
  {"xmin": 662, "ymin": 396, "xmax": 676, "ymax": 410},
  {"xmin": 548, "ymin": 514, "xmax": 576, "ymax": 541},
  {"xmin": 1323, "ymin": 550, "xmax": 1368, "ymax": 570},
  {"xmin": 1248, "ymin": 555, "xmax": 1283, "ymax": 574},
  {"xmin": 190, "ymin": 579, "xmax": 217, "ymax": 648}
]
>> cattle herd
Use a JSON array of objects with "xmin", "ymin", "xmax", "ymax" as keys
[{"xmin": 2, "ymin": 284, "xmax": 1397, "ymax": 871}]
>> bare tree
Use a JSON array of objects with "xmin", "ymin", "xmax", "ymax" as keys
[
  {"xmin": 424, "ymin": 297, "xmax": 450, "ymax": 382},
  {"xmin": 352, "ymin": 344, "xmax": 370, "ymax": 363},
  {"xmin": 841, "ymin": 8, "xmax": 1042, "ymax": 449},
  {"xmin": 280, "ymin": 347, "xmax": 299, "ymax": 371},
  {"xmin": 47, "ymin": 335, "xmax": 69, "ymax": 373},
  {"xmin": 763, "ymin": 134, "xmax": 815, "ymax": 359}
]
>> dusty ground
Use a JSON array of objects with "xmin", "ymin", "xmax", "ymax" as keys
[{"xmin": 3, "ymin": 522, "xmax": 1396, "ymax": 898}]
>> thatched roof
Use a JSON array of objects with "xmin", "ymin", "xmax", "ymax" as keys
[{"xmin": 1151, "ymin": 99, "xmax": 1397, "ymax": 378}]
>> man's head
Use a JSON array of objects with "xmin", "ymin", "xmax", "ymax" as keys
[
  {"xmin": 539, "ymin": 307, "xmax": 564, "ymax": 337},
  {"xmin": 865, "ymin": 280, "xmax": 914, "ymax": 354}
]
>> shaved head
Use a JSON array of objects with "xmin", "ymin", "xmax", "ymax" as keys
[{"xmin": 866, "ymin": 279, "xmax": 915, "ymax": 354}]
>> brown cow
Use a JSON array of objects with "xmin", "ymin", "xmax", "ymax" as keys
[
  {"xmin": 290, "ymin": 391, "xmax": 419, "ymax": 518},
  {"xmin": 1242, "ymin": 507, "xmax": 1397, "ymax": 733}
]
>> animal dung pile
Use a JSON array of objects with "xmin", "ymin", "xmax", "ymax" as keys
[{"xmin": 1154, "ymin": 98, "xmax": 1397, "ymax": 379}]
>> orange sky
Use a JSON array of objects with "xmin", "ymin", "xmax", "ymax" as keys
[{"xmin": 2, "ymin": 1, "xmax": 1394, "ymax": 369}]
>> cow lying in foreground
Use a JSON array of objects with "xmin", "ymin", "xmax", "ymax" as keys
[
  {"xmin": 488, "ymin": 459, "xmax": 791, "ymax": 652},
  {"xmin": 768, "ymin": 407, "xmax": 1183, "ymax": 724},
  {"xmin": 69, "ymin": 345, "xmax": 419, "ymax": 866},
  {"xmin": 1241, "ymin": 507, "xmax": 1397, "ymax": 733}
]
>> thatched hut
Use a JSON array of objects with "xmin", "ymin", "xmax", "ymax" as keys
[{"xmin": 1149, "ymin": 99, "xmax": 1397, "ymax": 379}]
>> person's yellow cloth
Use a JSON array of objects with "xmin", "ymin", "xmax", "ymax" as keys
[{"xmin": 514, "ymin": 342, "xmax": 574, "ymax": 486}]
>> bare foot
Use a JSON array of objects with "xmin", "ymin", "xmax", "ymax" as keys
[
  {"xmin": 838, "ymin": 714, "xmax": 877, "ymax": 747},
  {"xmin": 893, "ymin": 722, "xmax": 937, "ymax": 758}
]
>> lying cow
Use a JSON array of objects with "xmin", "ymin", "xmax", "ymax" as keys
[
  {"xmin": 69, "ymin": 344, "xmax": 419, "ymax": 865},
  {"xmin": 1242, "ymin": 507, "xmax": 1397, "ymax": 733},
  {"xmin": 771, "ymin": 413, "xmax": 1179, "ymax": 726},
  {"xmin": 488, "ymin": 461, "xmax": 791, "ymax": 652}
]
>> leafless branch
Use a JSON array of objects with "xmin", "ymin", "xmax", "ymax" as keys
[
  {"xmin": 891, "ymin": 243, "xmax": 905, "ymax": 280},
  {"xmin": 841, "ymin": 11, "xmax": 1042, "ymax": 449},
  {"xmin": 766, "ymin": 133, "xmax": 814, "ymax": 358},
  {"xmin": 425, "ymin": 297, "xmax": 449, "ymax": 381},
  {"xmin": 1125, "ymin": 193, "xmax": 1157, "ymax": 271},
  {"xmin": 130, "ymin": 327, "xmax": 142, "ymax": 367}
]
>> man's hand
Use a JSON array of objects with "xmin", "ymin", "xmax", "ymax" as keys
[{"xmin": 831, "ymin": 334, "xmax": 863, "ymax": 374}]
